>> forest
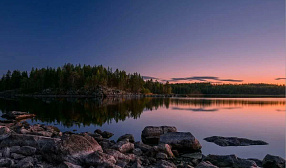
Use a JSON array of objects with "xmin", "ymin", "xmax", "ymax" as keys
[
  {"xmin": 0, "ymin": 64, "xmax": 284, "ymax": 96},
  {"xmin": 0, "ymin": 64, "xmax": 171, "ymax": 95}
]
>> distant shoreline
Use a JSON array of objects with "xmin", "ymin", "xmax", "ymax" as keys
[{"xmin": 0, "ymin": 93, "xmax": 284, "ymax": 99}]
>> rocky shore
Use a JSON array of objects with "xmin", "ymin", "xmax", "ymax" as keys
[{"xmin": 0, "ymin": 111, "xmax": 285, "ymax": 168}]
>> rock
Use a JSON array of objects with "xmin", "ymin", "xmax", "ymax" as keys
[
  {"xmin": 203, "ymin": 154, "xmax": 257, "ymax": 168},
  {"xmin": 131, "ymin": 159, "xmax": 144, "ymax": 168},
  {"xmin": 94, "ymin": 129, "xmax": 103, "ymax": 134},
  {"xmin": 133, "ymin": 148, "xmax": 143, "ymax": 156},
  {"xmin": 18, "ymin": 146, "xmax": 37, "ymax": 156},
  {"xmin": 262, "ymin": 154, "xmax": 285, "ymax": 168},
  {"xmin": 101, "ymin": 131, "xmax": 114, "ymax": 139},
  {"xmin": 0, "ymin": 126, "xmax": 11, "ymax": 140},
  {"xmin": 181, "ymin": 152, "xmax": 203, "ymax": 160},
  {"xmin": 83, "ymin": 151, "xmax": 116, "ymax": 167},
  {"xmin": 118, "ymin": 134, "xmax": 135, "ymax": 143},
  {"xmin": 158, "ymin": 144, "xmax": 174, "ymax": 158},
  {"xmin": 0, "ymin": 158, "xmax": 14, "ymax": 167},
  {"xmin": 155, "ymin": 160, "xmax": 177, "ymax": 168},
  {"xmin": 105, "ymin": 149, "xmax": 134, "ymax": 162},
  {"xmin": 204, "ymin": 136, "xmax": 268, "ymax": 146},
  {"xmin": 59, "ymin": 161, "xmax": 83, "ymax": 168},
  {"xmin": 112, "ymin": 140, "xmax": 134, "ymax": 153},
  {"xmin": 159, "ymin": 132, "xmax": 201, "ymax": 152},
  {"xmin": 195, "ymin": 161, "xmax": 218, "ymax": 168},
  {"xmin": 248, "ymin": 158, "xmax": 262, "ymax": 167},
  {"xmin": 15, "ymin": 157, "xmax": 34, "ymax": 168},
  {"xmin": 89, "ymin": 133, "xmax": 103, "ymax": 142},
  {"xmin": 60, "ymin": 134, "xmax": 103, "ymax": 163},
  {"xmin": 141, "ymin": 126, "xmax": 177, "ymax": 144},
  {"xmin": 11, "ymin": 153, "xmax": 26, "ymax": 160},
  {"xmin": 1, "ymin": 111, "xmax": 36, "ymax": 120},
  {"xmin": 3, "ymin": 147, "xmax": 10, "ymax": 157},
  {"xmin": 134, "ymin": 141, "xmax": 152, "ymax": 153},
  {"xmin": 156, "ymin": 152, "xmax": 168, "ymax": 159},
  {"xmin": 10, "ymin": 146, "xmax": 21, "ymax": 153}
]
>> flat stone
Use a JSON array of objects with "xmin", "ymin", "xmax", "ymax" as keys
[{"xmin": 204, "ymin": 136, "xmax": 268, "ymax": 146}]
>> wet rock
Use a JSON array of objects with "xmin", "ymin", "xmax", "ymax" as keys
[
  {"xmin": 112, "ymin": 140, "xmax": 134, "ymax": 153},
  {"xmin": 159, "ymin": 132, "xmax": 202, "ymax": 152},
  {"xmin": 1, "ymin": 111, "xmax": 36, "ymax": 120},
  {"xmin": 262, "ymin": 154, "xmax": 285, "ymax": 168},
  {"xmin": 195, "ymin": 161, "xmax": 218, "ymax": 168},
  {"xmin": 204, "ymin": 136, "xmax": 268, "ymax": 146},
  {"xmin": 141, "ymin": 126, "xmax": 177, "ymax": 144},
  {"xmin": 155, "ymin": 160, "xmax": 177, "ymax": 168},
  {"xmin": 156, "ymin": 152, "xmax": 168, "ymax": 159},
  {"xmin": 118, "ymin": 134, "xmax": 135, "ymax": 143}
]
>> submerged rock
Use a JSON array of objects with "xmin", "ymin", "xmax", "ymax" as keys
[
  {"xmin": 159, "ymin": 132, "xmax": 202, "ymax": 152},
  {"xmin": 141, "ymin": 126, "xmax": 177, "ymax": 144},
  {"xmin": 204, "ymin": 136, "xmax": 268, "ymax": 146},
  {"xmin": 262, "ymin": 154, "xmax": 285, "ymax": 168}
]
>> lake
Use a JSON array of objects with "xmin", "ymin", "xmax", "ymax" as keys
[{"xmin": 0, "ymin": 97, "xmax": 285, "ymax": 159}]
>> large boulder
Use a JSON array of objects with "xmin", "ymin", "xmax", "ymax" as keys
[
  {"xmin": 204, "ymin": 136, "xmax": 268, "ymax": 146},
  {"xmin": 141, "ymin": 126, "xmax": 177, "ymax": 144},
  {"xmin": 159, "ymin": 132, "xmax": 201, "ymax": 152},
  {"xmin": 262, "ymin": 154, "xmax": 285, "ymax": 168}
]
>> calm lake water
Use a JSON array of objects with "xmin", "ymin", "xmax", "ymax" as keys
[{"xmin": 0, "ymin": 97, "xmax": 285, "ymax": 159}]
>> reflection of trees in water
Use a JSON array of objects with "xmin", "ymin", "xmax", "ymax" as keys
[
  {"xmin": 170, "ymin": 98, "xmax": 285, "ymax": 108},
  {"xmin": 0, "ymin": 98, "xmax": 284, "ymax": 127}
]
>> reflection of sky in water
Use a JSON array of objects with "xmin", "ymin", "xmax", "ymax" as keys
[{"xmin": 0, "ymin": 97, "xmax": 285, "ymax": 159}]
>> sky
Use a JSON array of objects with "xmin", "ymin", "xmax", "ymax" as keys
[{"xmin": 0, "ymin": 0, "xmax": 285, "ymax": 84}]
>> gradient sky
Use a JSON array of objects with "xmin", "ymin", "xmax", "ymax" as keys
[{"xmin": 0, "ymin": 0, "xmax": 285, "ymax": 84}]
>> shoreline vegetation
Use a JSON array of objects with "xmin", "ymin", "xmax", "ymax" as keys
[
  {"xmin": 0, "ymin": 111, "xmax": 285, "ymax": 168},
  {"xmin": 0, "ymin": 64, "xmax": 285, "ymax": 99}
]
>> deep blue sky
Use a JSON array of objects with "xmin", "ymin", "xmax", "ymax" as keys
[{"xmin": 0, "ymin": 0, "xmax": 284, "ymax": 83}]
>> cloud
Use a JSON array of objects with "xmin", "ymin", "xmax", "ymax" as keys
[
  {"xmin": 169, "ymin": 76, "xmax": 243, "ymax": 83},
  {"xmin": 142, "ymin": 76, "xmax": 159, "ymax": 80},
  {"xmin": 218, "ymin": 79, "xmax": 243, "ymax": 82},
  {"xmin": 275, "ymin": 78, "xmax": 286, "ymax": 80}
]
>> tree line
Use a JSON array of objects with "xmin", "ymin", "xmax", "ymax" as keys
[
  {"xmin": 171, "ymin": 83, "xmax": 285, "ymax": 95},
  {"xmin": 0, "ymin": 64, "xmax": 172, "ymax": 94}
]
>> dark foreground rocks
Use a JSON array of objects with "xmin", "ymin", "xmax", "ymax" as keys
[
  {"xmin": 0, "ymin": 116, "xmax": 284, "ymax": 168},
  {"xmin": 204, "ymin": 136, "xmax": 268, "ymax": 146}
]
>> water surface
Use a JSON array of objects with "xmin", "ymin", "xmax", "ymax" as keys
[{"xmin": 0, "ymin": 97, "xmax": 284, "ymax": 159}]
